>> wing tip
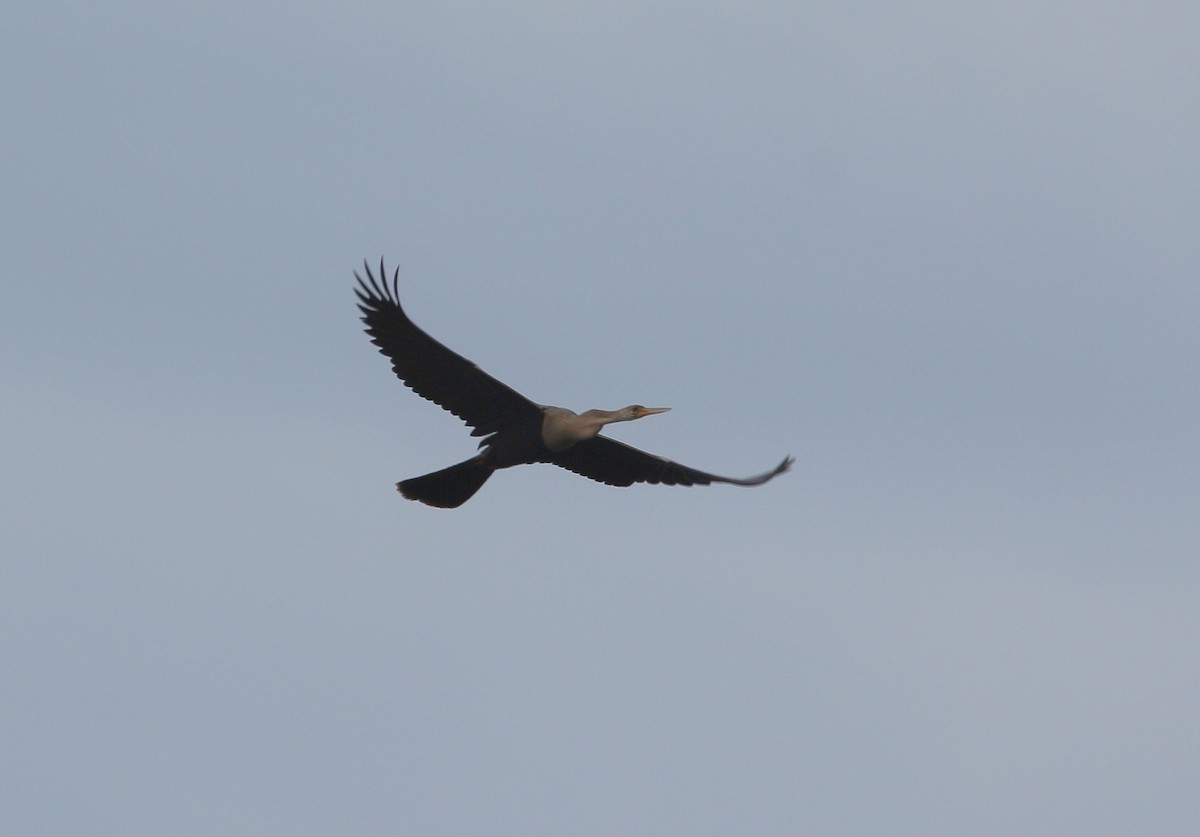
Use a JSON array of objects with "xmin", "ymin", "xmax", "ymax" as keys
[{"xmin": 354, "ymin": 257, "xmax": 401, "ymax": 306}]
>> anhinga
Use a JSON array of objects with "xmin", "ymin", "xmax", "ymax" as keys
[{"xmin": 355, "ymin": 260, "xmax": 792, "ymax": 508}]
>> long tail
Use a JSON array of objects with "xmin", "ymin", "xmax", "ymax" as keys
[{"xmin": 397, "ymin": 458, "xmax": 493, "ymax": 508}]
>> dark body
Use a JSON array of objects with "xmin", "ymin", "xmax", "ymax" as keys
[{"xmin": 355, "ymin": 260, "xmax": 792, "ymax": 508}]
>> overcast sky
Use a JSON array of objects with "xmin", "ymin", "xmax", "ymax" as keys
[{"xmin": 4, "ymin": 2, "xmax": 1199, "ymax": 834}]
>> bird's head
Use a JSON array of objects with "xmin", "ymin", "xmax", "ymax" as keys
[{"xmin": 617, "ymin": 405, "xmax": 671, "ymax": 422}]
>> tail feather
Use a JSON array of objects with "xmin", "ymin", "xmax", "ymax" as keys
[{"xmin": 397, "ymin": 458, "xmax": 492, "ymax": 508}]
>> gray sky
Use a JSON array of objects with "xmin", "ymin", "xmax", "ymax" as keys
[{"xmin": 4, "ymin": 2, "xmax": 1198, "ymax": 834}]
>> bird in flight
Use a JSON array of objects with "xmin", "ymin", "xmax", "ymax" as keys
[{"xmin": 355, "ymin": 260, "xmax": 792, "ymax": 508}]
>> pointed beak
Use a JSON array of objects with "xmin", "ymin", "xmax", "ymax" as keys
[{"xmin": 635, "ymin": 406, "xmax": 671, "ymax": 418}]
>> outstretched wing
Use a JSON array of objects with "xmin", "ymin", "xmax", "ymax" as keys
[
  {"xmin": 355, "ymin": 260, "xmax": 544, "ymax": 436},
  {"xmin": 551, "ymin": 435, "xmax": 793, "ymax": 488}
]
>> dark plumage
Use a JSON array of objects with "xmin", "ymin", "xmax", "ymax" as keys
[{"xmin": 355, "ymin": 260, "xmax": 792, "ymax": 508}]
